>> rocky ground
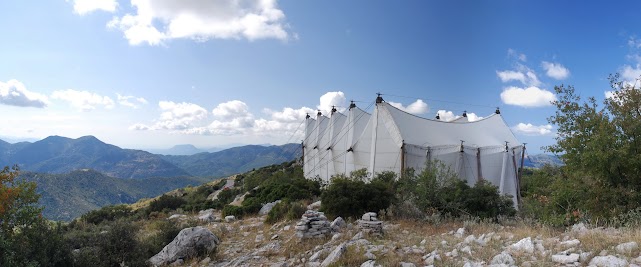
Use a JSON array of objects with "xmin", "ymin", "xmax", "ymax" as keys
[{"xmin": 153, "ymin": 207, "xmax": 641, "ymax": 267}]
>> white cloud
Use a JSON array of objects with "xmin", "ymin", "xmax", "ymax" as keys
[
  {"xmin": 0, "ymin": 79, "xmax": 49, "ymax": 108},
  {"xmin": 496, "ymin": 67, "xmax": 541, "ymax": 87},
  {"xmin": 317, "ymin": 91, "xmax": 346, "ymax": 114},
  {"xmin": 496, "ymin": 70, "xmax": 526, "ymax": 84},
  {"xmin": 541, "ymin": 61, "xmax": 570, "ymax": 80},
  {"xmin": 156, "ymin": 101, "xmax": 209, "ymax": 130},
  {"xmin": 620, "ymin": 64, "xmax": 641, "ymax": 83},
  {"xmin": 117, "ymin": 93, "xmax": 148, "ymax": 108},
  {"xmin": 51, "ymin": 89, "xmax": 115, "ymax": 111},
  {"xmin": 212, "ymin": 100, "xmax": 252, "ymax": 120},
  {"xmin": 513, "ymin": 123, "xmax": 554, "ymax": 136},
  {"xmin": 128, "ymin": 123, "xmax": 150, "ymax": 131},
  {"xmin": 69, "ymin": 0, "xmax": 118, "ymax": 15},
  {"xmin": 435, "ymin": 110, "xmax": 482, "ymax": 122},
  {"xmin": 389, "ymin": 99, "xmax": 428, "ymax": 115},
  {"xmin": 466, "ymin": 112, "xmax": 483, "ymax": 122},
  {"xmin": 435, "ymin": 110, "xmax": 459, "ymax": 121},
  {"xmin": 500, "ymin": 86, "xmax": 556, "ymax": 107},
  {"xmin": 107, "ymin": 0, "xmax": 291, "ymax": 46},
  {"xmin": 508, "ymin": 48, "xmax": 527, "ymax": 62}
]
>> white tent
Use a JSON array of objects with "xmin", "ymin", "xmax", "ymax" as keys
[{"xmin": 303, "ymin": 96, "xmax": 524, "ymax": 206}]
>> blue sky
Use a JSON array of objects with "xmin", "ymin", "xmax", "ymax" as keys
[{"xmin": 0, "ymin": 0, "xmax": 640, "ymax": 153}]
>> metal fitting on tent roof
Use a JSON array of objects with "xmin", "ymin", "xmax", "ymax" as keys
[
  {"xmin": 376, "ymin": 93, "xmax": 384, "ymax": 103},
  {"xmin": 435, "ymin": 113, "xmax": 440, "ymax": 120},
  {"xmin": 305, "ymin": 113, "xmax": 310, "ymax": 119},
  {"xmin": 317, "ymin": 110, "xmax": 322, "ymax": 116},
  {"xmin": 331, "ymin": 106, "xmax": 337, "ymax": 114},
  {"xmin": 495, "ymin": 107, "xmax": 501, "ymax": 114},
  {"xmin": 349, "ymin": 101, "xmax": 356, "ymax": 110},
  {"xmin": 462, "ymin": 111, "xmax": 467, "ymax": 117}
]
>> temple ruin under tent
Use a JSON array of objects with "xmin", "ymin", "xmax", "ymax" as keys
[{"xmin": 302, "ymin": 95, "xmax": 525, "ymax": 207}]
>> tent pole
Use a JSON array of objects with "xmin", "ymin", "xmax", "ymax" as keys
[
  {"xmin": 400, "ymin": 141, "xmax": 405, "ymax": 179},
  {"xmin": 511, "ymin": 148, "xmax": 520, "ymax": 208},
  {"xmin": 518, "ymin": 144, "xmax": 526, "ymax": 207},
  {"xmin": 476, "ymin": 147, "xmax": 483, "ymax": 182},
  {"xmin": 369, "ymin": 102, "xmax": 380, "ymax": 180}
]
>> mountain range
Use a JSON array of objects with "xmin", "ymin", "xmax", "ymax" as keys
[{"xmin": 0, "ymin": 135, "xmax": 300, "ymax": 179}]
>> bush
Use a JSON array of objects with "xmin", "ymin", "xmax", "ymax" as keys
[
  {"xmin": 394, "ymin": 161, "xmax": 516, "ymax": 220},
  {"xmin": 148, "ymin": 195, "xmax": 186, "ymax": 214},
  {"xmin": 265, "ymin": 200, "xmax": 306, "ymax": 224},
  {"xmin": 139, "ymin": 220, "xmax": 181, "ymax": 257},
  {"xmin": 320, "ymin": 173, "xmax": 395, "ymax": 219},
  {"xmin": 82, "ymin": 205, "xmax": 132, "ymax": 225},
  {"xmin": 222, "ymin": 205, "xmax": 245, "ymax": 218}
]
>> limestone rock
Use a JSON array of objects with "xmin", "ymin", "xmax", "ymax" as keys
[
  {"xmin": 589, "ymin": 255, "xmax": 628, "ymax": 267},
  {"xmin": 331, "ymin": 217, "xmax": 346, "ymax": 232},
  {"xmin": 507, "ymin": 237, "xmax": 534, "ymax": 254},
  {"xmin": 357, "ymin": 212, "xmax": 383, "ymax": 235},
  {"xmin": 225, "ymin": 215, "xmax": 236, "ymax": 222},
  {"xmin": 615, "ymin": 241, "xmax": 638, "ymax": 254},
  {"xmin": 321, "ymin": 243, "xmax": 347, "ymax": 267},
  {"xmin": 490, "ymin": 251, "xmax": 515, "ymax": 266},
  {"xmin": 296, "ymin": 210, "xmax": 331, "ymax": 239},
  {"xmin": 551, "ymin": 253, "xmax": 579, "ymax": 264},
  {"xmin": 307, "ymin": 200, "xmax": 322, "ymax": 210},
  {"xmin": 259, "ymin": 200, "xmax": 282, "ymax": 215},
  {"xmin": 360, "ymin": 260, "xmax": 380, "ymax": 267},
  {"xmin": 148, "ymin": 226, "xmax": 220, "ymax": 266}
]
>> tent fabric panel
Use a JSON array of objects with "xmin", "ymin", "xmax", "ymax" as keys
[{"xmin": 383, "ymin": 103, "xmax": 519, "ymax": 148}]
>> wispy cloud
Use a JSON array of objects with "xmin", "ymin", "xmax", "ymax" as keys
[
  {"xmin": 117, "ymin": 93, "xmax": 148, "ymax": 109},
  {"xmin": 51, "ymin": 89, "xmax": 115, "ymax": 111},
  {"xmin": 541, "ymin": 61, "xmax": 570, "ymax": 80}
]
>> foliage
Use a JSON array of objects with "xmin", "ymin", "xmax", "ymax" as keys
[
  {"xmin": 0, "ymin": 166, "xmax": 73, "ymax": 266},
  {"xmin": 147, "ymin": 194, "xmax": 187, "ymax": 214},
  {"xmin": 320, "ymin": 171, "xmax": 396, "ymax": 219},
  {"xmin": 543, "ymin": 77, "xmax": 641, "ymax": 219},
  {"xmin": 394, "ymin": 161, "xmax": 515, "ymax": 219},
  {"xmin": 265, "ymin": 200, "xmax": 306, "ymax": 224},
  {"xmin": 81, "ymin": 204, "xmax": 132, "ymax": 225}
]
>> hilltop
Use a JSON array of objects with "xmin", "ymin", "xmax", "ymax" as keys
[{"xmin": 0, "ymin": 135, "xmax": 300, "ymax": 179}]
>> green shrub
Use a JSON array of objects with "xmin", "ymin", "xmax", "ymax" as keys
[
  {"xmin": 320, "ymin": 173, "xmax": 395, "ymax": 219},
  {"xmin": 265, "ymin": 201, "xmax": 306, "ymax": 224},
  {"xmin": 139, "ymin": 220, "xmax": 181, "ymax": 257},
  {"xmin": 82, "ymin": 205, "xmax": 132, "ymax": 225},
  {"xmin": 394, "ymin": 161, "xmax": 516, "ymax": 220},
  {"xmin": 148, "ymin": 195, "xmax": 186, "ymax": 214},
  {"xmin": 222, "ymin": 205, "xmax": 245, "ymax": 218}
]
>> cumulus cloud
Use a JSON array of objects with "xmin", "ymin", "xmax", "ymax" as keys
[
  {"xmin": 107, "ymin": 0, "xmax": 291, "ymax": 46},
  {"xmin": 500, "ymin": 86, "xmax": 556, "ymax": 107},
  {"xmin": 51, "ymin": 89, "xmax": 115, "ymax": 111},
  {"xmin": 435, "ymin": 110, "xmax": 482, "ymax": 122},
  {"xmin": 0, "ymin": 79, "xmax": 49, "ymax": 108},
  {"xmin": 69, "ymin": 0, "xmax": 118, "ymax": 15},
  {"xmin": 117, "ymin": 93, "xmax": 148, "ymax": 108},
  {"xmin": 317, "ymin": 91, "xmax": 347, "ymax": 114},
  {"xmin": 389, "ymin": 99, "xmax": 428, "ymax": 115},
  {"xmin": 541, "ymin": 61, "xmax": 570, "ymax": 80},
  {"xmin": 212, "ymin": 100, "xmax": 252, "ymax": 120},
  {"xmin": 435, "ymin": 110, "xmax": 459, "ymax": 121},
  {"xmin": 513, "ymin": 123, "xmax": 554, "ymax": 136}
]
